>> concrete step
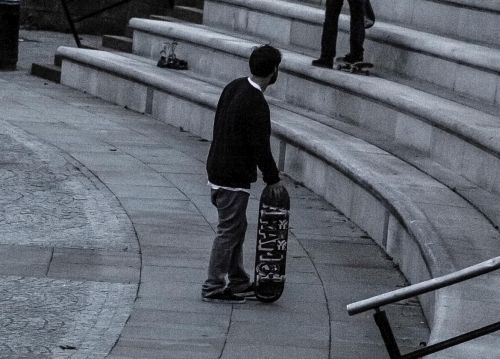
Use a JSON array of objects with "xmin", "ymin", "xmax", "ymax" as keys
[
  {"xmin": 102, "ymin": 35, "xmax": 133, "ymax": 53},
  {"xmin": 269, "ymin": 98, "xmax": 500, "ymax": 231},
  {"xmin": 150, "ymin": 14, "xmax": 188, "ymax": 23},
  {"xmin": 173, "ymin": 5, "xmax": 203, "ymax": 24},
  {"xmin": 129, "ymin": 19, "xmax": 500, "ymax": 199},
  {"xmin": 176, "ymin": 0, "xmax": 204, "ymax": 9},
  {"xmin": 203, "ymin": 0, "xmax": 500, "ymax": 106},
  {"xmin": 294, "ymin": 0, "xmax": 500, "ymax": 49},
  {"xmin": 365, "ymin": 0, "xmax": 500, "ymax": 49},
  {"xmin": 55, "ymin": 47, "xmax": 500, "ymax": 358},
  {"xmin": 30, "ymin": 63, "xmax": 61, "ymax": 83}
]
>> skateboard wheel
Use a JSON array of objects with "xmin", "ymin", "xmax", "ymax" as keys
[{"xmin": 336, "ymin": 64, "xmax": 341, "ymax": 70}]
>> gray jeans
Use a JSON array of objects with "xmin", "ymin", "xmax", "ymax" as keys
[{"xmin": 202, "ymin": 188, "xmax": 251, "ymax": 296}]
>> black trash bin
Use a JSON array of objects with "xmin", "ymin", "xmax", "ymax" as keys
[{"xmin": 0, "ymin": 0, "xmax": 20, "ymax": 71}]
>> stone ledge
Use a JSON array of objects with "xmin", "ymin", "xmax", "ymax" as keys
[
  {"xmin": 438, "ymin": 0, "xmax": 500, "ymax": 12},
  {"xmin": 128, "ymin": 19, "xmax": 500, "ymax": 198},
  {"xmin": 56, "ymin": 47, "xmax": 500, "ymax": 356},
  {"xmin": 129, "ymin": 19, "xmax": 500, "ymax": 153},
  {"xmin": 204, "ymin": 0, "xmax": 500, "ymax": 74},
  {"xmin": 310, "ymin": 0, "xmax": 500, "ymax": 12},
  {"xmin": 203, "ymin": 0, "xmax": 500, "ymax": 106},
  {"xmin": 366, "ymin": 0, "xmax": 500, "ymax": 48}
]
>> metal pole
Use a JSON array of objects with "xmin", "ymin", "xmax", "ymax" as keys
[
  {"xmin": 401, "ymin": 321, "xmax": 500, "ymax": 359},
  {"xmin": 60, "ymin": 0, "xmax": 81, "ymax": 48},
  {"xmin": 74, "ymin": 0, "xmax": 132, "ymax": 23},
  {"xmin": 348, "ymin": 256, "xmax": 500, "ymax": 316},
  {"xmin": 0, "ymin": 0, "xmax": 21, "ymax": 70},
  {"xmin": 374, "ymin": 310, "xmax": 402, "ymax": 359}
]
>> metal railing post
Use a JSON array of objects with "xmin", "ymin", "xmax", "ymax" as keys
[
  {"xmin": 60, "ymin": 0, "xmax": 81, "ymax": 48},
  {"xmin": 374, "ymin": 309, "xmax": 402, "ymax": 359},
  {"xmin": 60, "ymin": 0, "xmax": 136, "ymax": 48},
  {"xmin": 347, "ymin": 257, "xmax": 500, "ymax": 358}
]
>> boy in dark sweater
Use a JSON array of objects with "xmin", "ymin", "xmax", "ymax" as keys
[{"xmin": 202, "ymin": 45, "xmax": 286, "ymax": 303}]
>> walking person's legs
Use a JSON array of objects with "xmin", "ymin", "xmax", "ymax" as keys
[
  {"xmin": 345, "ymin": 0, "xmax": 366, "ymax": 62},
  {"xmin": 202, "ymin": 188, "xmax": 250, "ymax": 303},
  {"xmin": 227, "ymin": 224, "xmax": 251, "ymax": 291},
  {"xmin": 313, "ymin": 0, "xmax": 344, "ymax": 68}
]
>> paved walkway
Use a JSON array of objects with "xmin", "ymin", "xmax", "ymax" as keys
[{"xmin": 0, "ymin": 31, "xmax": 428, "ymax": 358}]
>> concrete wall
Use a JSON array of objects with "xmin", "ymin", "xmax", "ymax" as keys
[{"xmin": 20, "ymin": 0, "xmax": 169, "ymax": 35}]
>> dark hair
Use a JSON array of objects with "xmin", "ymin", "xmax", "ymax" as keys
[{"xmin": 249, "ymin": 45, "xmax": 282, "ymax": 77}]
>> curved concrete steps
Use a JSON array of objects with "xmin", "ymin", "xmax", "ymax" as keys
[
  {"xmin": 269, "ymin": 0, "xmax": 500, "ymax": 49},
  {"xmin": 268, "ymin": 97, "xmax": 500, "ymax": 232},
  {"xmin": 202, "ymin": 0, "xmax": 500, "ymax": 106},
  {"xmin": 367, "ymin": 0, "xmax": 500, "ymax": 48},
  {"xmin": 129, "ymin": 19, "xmax": 500, "ymax": 201},
  {"xmin": 56, "ymin": 46, "xmax": 500, "ymax": 357}
]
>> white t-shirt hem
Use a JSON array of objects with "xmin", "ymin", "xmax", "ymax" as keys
[{"xmin": 208, "ymin": 181, "xmax": 250, "ymax": 194}]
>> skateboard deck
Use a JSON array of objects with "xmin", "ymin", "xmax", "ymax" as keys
[
  {"xmin": 254, "ymin": 186, "xmax": 290, "ymax": 303},
  {"xmin": 335, "ymin": 57, "xmax": 374, "ymax": 75}
]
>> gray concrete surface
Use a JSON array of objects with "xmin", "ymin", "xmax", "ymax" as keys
[{"xmin": 0, "ymin": 31, "xmax": 429, "ymax": 358}]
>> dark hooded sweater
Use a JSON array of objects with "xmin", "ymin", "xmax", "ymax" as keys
[{"xmin": 206, "ymin": 77, "xmax": 280, "ymax": 189}]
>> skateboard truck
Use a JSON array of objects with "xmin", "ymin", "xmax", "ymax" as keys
[{"xmin": 157, "ymin": 40, "xmax": 188, "ymax": 70}]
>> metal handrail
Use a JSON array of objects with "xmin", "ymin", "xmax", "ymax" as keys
[
  {"xmin": 347, "ymin": 256, "xmax": 500, "ymax": 359},
  {"xmin": 347, "ymin": 256, "xmax": 500, "ymax": 315},
  {"xmin": 61, "ymin": 0, "xmax": 135, "ymax": 48},
  {"xmin": 61, "ymin": 0, "xmax": 177, "ymax": 48},
  {"xmin": 60, "ymin": 0, "xmax": 177, "ymax": 48}
]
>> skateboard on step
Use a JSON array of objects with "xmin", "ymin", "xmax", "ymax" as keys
[{"xmin": 254, "ymin": 185, "xmax": 290, "ymax": 303}]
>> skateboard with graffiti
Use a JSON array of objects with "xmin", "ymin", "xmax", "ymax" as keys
[{"xmin": 254, "ymin": 185, "xmax": 290, "ymax": 303}]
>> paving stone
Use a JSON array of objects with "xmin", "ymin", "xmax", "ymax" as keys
[
  {"xmin": 141, "ymin": 265, "xmax": 206, "ymax": 284},
  {"xmin": 317, "ymin": 264, "xmax": 406, "ymax": 286},
  {"xmin": 92, "ymin": 169, "xmax": 170, "ymax": 186},
  {"xmin": 135, "ymin": 297, "xmax": 232, "ymax": 315},
  {"xmin": 0, "ymin": 264, "xmax": 49, "ymax": 278},
  {"xmin": 0, "ymin": 276, "xmax": 135, "ymax": 359},
  {"xmin": 47, "ymin": 261, "xmax": 140, "ymax": 284},
  {"xmin": 0, "ymin": 245, "xmax": 52, "ymax": 266},
  {"xmin": 119, "ymin": 197, "xmax": 199, "ymax": 215},
  {"xmin": 51, "ymin": 247, "xmax": 140, "ymax": 267},
  {"xmin": 111, "ymin": 344, "xmax": 220, "ymax": 359},
  {"xmin": 162, "ymin": 173, "xmax": 212, "ymax": 195},
  {"xmin": 149, "ymin": 162, "xmax": 207, "ymax": 174},
  {"xmin": 232, "ymin": 307, "xmax": 329, "ymax": 327},
  {"xmin": 227, "ymin": 321, "xmax": 329, "ymax": 349},
  {"xmin": 221, "ymin": 343, "xmax": 329, "ymax": 359},
  {"xmin": 105, "ymin": 184, "xmax": 184, "ymax": 199},
  {"xmin": 0, "ymin": 121, "xmax": 137, "ymax": 252}
]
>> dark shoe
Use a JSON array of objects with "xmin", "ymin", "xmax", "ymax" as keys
[
  {"xmin": 312, "ymin": 58, "xmax": 333, "ymax": 69},
  {"xmin": 202, "ymin": 288, "xmax": 246, "ymax": 304},
  {"xmin": 157, "ymin": 56, "xmax": 188, "ymax": 70},
  {"xmin": 231, "ymin": 283, "xmax": 255, "ymax": 298},
  {"xmin": 342, "ymin": 53, "xmax": 363, "ymax": 64}
]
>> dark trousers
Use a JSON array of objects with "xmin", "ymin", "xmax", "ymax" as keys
[
  {"xmin": 202, "ymin": 189, "xmax": 251, "ymax": 296},
  {"xmin": 320, "ymin": 0, "xmax": 366, "ymax": 61}
]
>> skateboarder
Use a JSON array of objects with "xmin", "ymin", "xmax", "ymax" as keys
[
  {"xmin": 202, "ymin": 45, "xmax": 287, "ymax": 304},
  {"xmin": 312, "ymin": 0, "xmax": 371, "ymax": 68}
]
